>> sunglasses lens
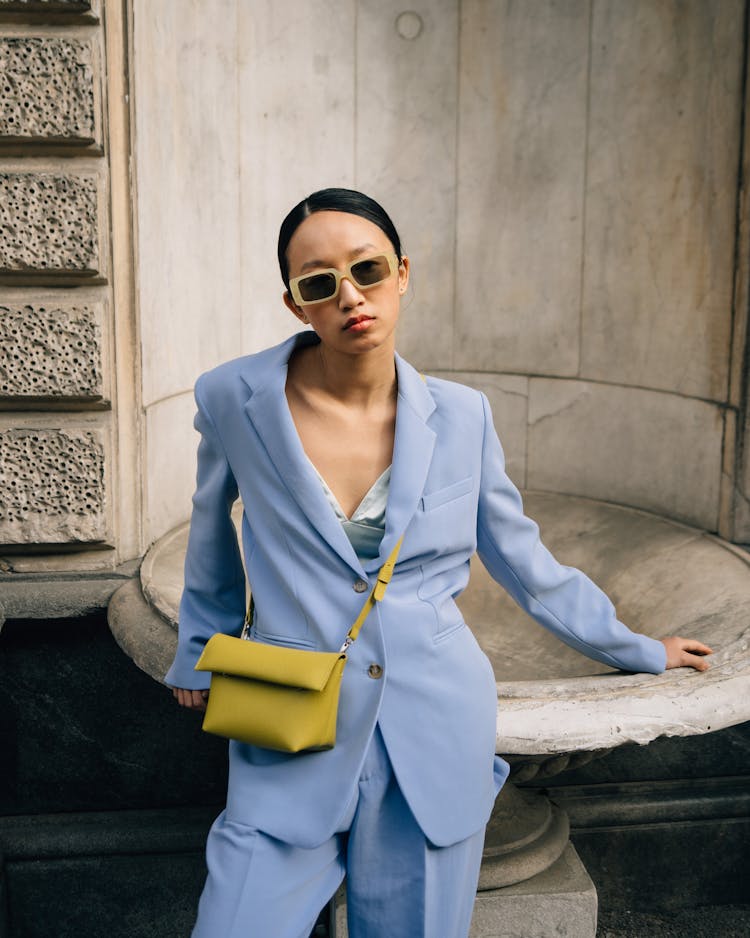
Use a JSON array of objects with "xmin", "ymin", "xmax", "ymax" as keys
[
  {"xmin": 297, "ymin": 272, "xmax": 337, "ymax": 302},
  {"xmin": 351, "ymin": 255, "xmax": 392, "ymax": 287},
  {"xmin": 293, "ymin": 254, "xmax": 395, "ymax": 304}
]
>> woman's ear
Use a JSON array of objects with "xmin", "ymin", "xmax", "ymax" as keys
[
  {"xmin": 398, "ymin": 255, "xmax": 410, "ymax": 294},
  {"xmin": 283, "ymin": 290, "xmax": 309, "ymax": 324}
]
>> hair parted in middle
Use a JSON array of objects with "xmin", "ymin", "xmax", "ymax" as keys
[{"xmin": 277, "ymin": 188, "xmax": 404, "ymax": 290}]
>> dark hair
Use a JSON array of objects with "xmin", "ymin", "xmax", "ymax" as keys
[{"xmin": 277, "ymin": 188, "xmax": 403, "ymax": 289}]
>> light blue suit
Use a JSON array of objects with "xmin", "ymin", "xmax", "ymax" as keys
[{"xmin": 166, "ymin": 330, "xmax": 666, "ymax": 854}]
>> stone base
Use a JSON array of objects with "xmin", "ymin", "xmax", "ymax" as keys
[
  {"xmin": 0, "ymin": 855, "xmax": 7, "ymax": 938},
  {"xmin": 332, "ymin": 843, "xmax": 597, "ymax": 938},
  {"xmin": 470, "ymin": 844, "xmax": 597, "ymax": 938}
]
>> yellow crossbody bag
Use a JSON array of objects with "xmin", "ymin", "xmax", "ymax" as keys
[{"xmin": 194, "ymin": 536, "xmax": 403, "ymax": 753}]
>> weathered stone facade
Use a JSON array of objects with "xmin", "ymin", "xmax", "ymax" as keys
[
  {"xmin": 0, "ymin": 428, "xmax": 106, "ymax": 543},
  {"xmin": 0, "ymin": 173, "xmax": 100, "ymax": 275},
  {"xmin": 0, "ymin": 1, "xmax": 92, "ymax": 11},
  {"xmin": 0, "ymin": 37, "xmax": 95, "ymax": 142},
  {"xmin": 0, "ymin": 303, "xmax": 103, "ymax": 399},
  {"xmin": 0, "ymin": 0, "xmax": 112, "ymax": 556}
]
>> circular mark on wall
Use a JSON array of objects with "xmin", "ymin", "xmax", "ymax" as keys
[{"xmin": 396, "ymin": 11, "xmax": 423, "ymax": 41}]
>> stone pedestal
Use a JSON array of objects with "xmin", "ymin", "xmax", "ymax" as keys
[
  {"xmin": 469, "ymin": 845, "xmax": 597, "ymax": 938},
  {"xmin": 479, "ymin": 783, "xmax": 569, "ymax": 888},
  {"xmin": 0, "ymin": 854, "xmax": 7, "ymax": 938},
  {"xmin": 332, "ymin": 844, "xmax": 596, "ymax": 938}
]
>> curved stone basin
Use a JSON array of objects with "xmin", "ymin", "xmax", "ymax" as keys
[
  {"xmin": 461, "ymin": 492, "xmax": 750, "ymax": 759},
  {"xmin": 109, "ymin": 491, "xmax": 750, "ymax": 889},
  {"xmin": 124, "ymin": 492, "xmax": 750, "ymax": 765}
]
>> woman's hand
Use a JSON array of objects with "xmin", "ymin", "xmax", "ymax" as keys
[
  {"xmin": 661, "ymin": 637, "xmax": 714, "ymax": 671},
  {"xmin": 172, "ymin": 687, "xmax": 210, "ymax": 711}
]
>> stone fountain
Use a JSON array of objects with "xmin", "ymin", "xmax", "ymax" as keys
[
  {"xmin": 109, "ymin": 490, "xmax": 750, "ymax": 937},
  {"xmin": 457, "ymin": 492, "xmax": 750, "ymax": 936}
]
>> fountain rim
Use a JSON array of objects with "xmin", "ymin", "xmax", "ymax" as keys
[{"xmin": 132, "ymin": 500, "xmax": 750, "ymax": 760}]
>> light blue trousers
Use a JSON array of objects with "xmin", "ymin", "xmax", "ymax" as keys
[{"xmin": 191, "ymin": 726, "xmax": 486, "ymax": 938}]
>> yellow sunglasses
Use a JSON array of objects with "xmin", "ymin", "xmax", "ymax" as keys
[{"xmin": 289, "ymin": 252, "xmax": 399, "ymax": 306}]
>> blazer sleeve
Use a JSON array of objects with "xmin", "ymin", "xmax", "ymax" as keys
[
  {"xmin": 164, "ymin": 376, "xmax": 246, "ymax": 688},
  {"xmin": 475, "ymin": 392, "xmax": 667, "ymax": 674}
]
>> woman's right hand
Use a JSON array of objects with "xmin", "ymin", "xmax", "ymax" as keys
[
  {"xmin": 661, "ymin": 636, "xmax": 713, "ymax": 671},
  {"xmin": 172, "ymin": 687, "xmax": 210, "ymax": 711}
]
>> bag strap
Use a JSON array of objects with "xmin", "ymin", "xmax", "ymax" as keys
[
  {"xmin": 241, "ymin": 534, "xmax": 404, "ymax": 651},
  {"xmin": 241, "ymin": 376, "xmax": 424, "ymax": 644},
  {"xmin": 339, "ymin": 535, "xmax": 404, "ymax": 653}
]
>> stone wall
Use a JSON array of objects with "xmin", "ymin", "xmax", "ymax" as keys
[
  {"xmin": 0, "ymin": 2, "xmax": 94, "ymax": 12},
  {"xmin": 415, "ymin": 0, "xmax": 745, "ymax": 537},
  {"xmin": 0, "ymin": 0, "xmax": 118, "ymax": 557},
  {"xmin": 133, "ymin": 0, "xmax": 750, "ymax": 546},
  {"xmin": 0, "ymin": 37, "xmax": 95, "ymax": 143},
  {"xmin": 1, "ymin": 1, "xmax": 747, "ymax": 562},
  {"xmin": 0, "ymin": 303, "xmax": 103, "ymax": 400}
]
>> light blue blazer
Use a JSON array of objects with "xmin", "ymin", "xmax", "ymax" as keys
[{"xmin": 165, "ymin": 330, "xmax": 667, "ymax": 849}]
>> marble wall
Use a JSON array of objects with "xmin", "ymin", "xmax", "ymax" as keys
[{"xmin": 132, "ymin": 0, "xmax": 748, "ymax": 545}]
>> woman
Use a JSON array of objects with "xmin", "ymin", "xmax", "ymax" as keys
[{"xmin": 167, "ymin": 188, "xmax": 712, "ymax": 938}]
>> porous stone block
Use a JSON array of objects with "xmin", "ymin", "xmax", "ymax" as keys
[
  {"xmin": 0, "ymin": 173, "xmax": 99, "ymax": 276},
  {"xmin": 0, "ymin": 0, "xmax": 91, "ymax": 10},
  {"xmin": 0, "ymin": 38, "xmax": 95, "ymax": 143},
  {"xmin": 0, "ymin": 427, "xmax": 106, "ymax": 543},
  {"xmin": 0, "ymin": 303, "xmax": 103, "ymax": 399}
]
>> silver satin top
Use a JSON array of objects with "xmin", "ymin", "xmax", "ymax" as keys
[{"xmin": 312, "ymin": 464, "xmax": 390, "ymax": 561}]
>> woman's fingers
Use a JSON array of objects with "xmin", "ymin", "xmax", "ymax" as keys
[
  {"xmin": 661, "ymin": 636, "xmax": 714, "ymax": 671},
  {"xmin": 172, "ymin": 687, "xmax": 210, "ymax": 710},
  {"xmin": 681, "ymin": 639, "xmax": 714, "ymax": 656}
]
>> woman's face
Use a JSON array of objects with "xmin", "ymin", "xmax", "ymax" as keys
[{"xmin": 283, "ymin": 210, "xmax": 409, "ymax": 355}]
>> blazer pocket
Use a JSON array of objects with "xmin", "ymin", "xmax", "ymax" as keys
[
  {"xmin": 421, "ymin": 476, "xmax": 473, "ymax": 512},
  {"xmin": 252, "ymin": 629, "xmax": 317, "ymax": 651},
  {"xmin": 433, "ymin": 619, "xmax": 466, "ymax": 644}
]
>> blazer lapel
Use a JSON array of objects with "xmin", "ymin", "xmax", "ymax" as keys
[
  {"xmin": 240, "ymin": 332, "xmax": 438, "ymax": 579},
  {"xmin": 362, "ymin": 353, "xmax": 437, "ymax": 574},
  {"xmin": 241, "ymin": 333, "xmax": 367, "ymax": 577}
]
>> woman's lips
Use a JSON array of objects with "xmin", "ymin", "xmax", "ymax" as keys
[{"xmin": 343, "ymin": 315, "xmax": 374, "ymax": 332}]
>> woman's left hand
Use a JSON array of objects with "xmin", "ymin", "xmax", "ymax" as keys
[
  {"xmin": 661, "ymin": 636, "xmax": 714, "ymax": 671},
  {"xmin": 172, "ymin": 687, "xmax": 210, "ymax": 710}
]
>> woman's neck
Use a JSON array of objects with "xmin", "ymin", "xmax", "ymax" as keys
[{"xmin": 293, "ymin": 338, "xmax": 397, "ymax": 408}]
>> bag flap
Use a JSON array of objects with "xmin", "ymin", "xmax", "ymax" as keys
[{"xmin": 194, "ymin": 632, "xmax": 344, "ymax": 691}]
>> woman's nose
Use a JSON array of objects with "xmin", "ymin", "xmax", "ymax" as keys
[{"xmin": 338, "ymin": 276, "xmax": 365, "ymax": 309}]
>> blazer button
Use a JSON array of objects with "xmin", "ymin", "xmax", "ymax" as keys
[
  {"xmin": 367, "ymin": 663, "xmax": 383, "ymax": 679},
  {"xmin": 353, "ymin": 578, "xmax": 369, "ymax": 593}
]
